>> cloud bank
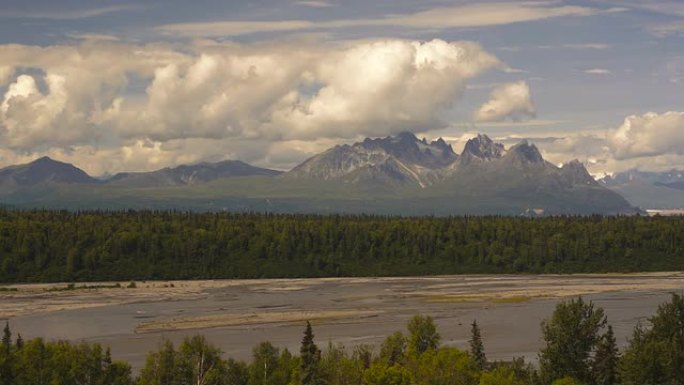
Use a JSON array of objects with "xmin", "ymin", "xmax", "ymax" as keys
[
  {"xmin": 608, "ymin": 111, "xmax": 684, "ymax": 160},
  {"xmin": 0, "ymin": 38, "xmax": 501, "ymax": 173},
  {"xmin": 473, "ymin": 81, "xmax": 536, "ymax": 122}
]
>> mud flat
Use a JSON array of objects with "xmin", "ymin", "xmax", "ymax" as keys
[{"xmin": 3, "ymin": 273, "xmax": 684, "ymax": 371}]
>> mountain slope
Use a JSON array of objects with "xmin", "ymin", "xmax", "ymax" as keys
[
  {"xmin": 108, "ymin": 160, "xmax": 282, "ymax": 188},
  {"xmin": 286, "ymin": 132, "xmax": 457, "ymax": 188},
  {"xmin": 429, "ymin": 136, "xmax": 633, "ymax": 214},
  {"xmin": 0, "ymin": 157, "xmax": 96, "ymax": 190}
]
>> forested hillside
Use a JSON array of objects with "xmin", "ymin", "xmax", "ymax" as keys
[{"xmin": 0, "ymin": 210, "xmax": 682, "ymax": 283}]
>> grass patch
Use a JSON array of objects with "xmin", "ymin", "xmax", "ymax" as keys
[
  {"xmin": 425, "ymin": 295, "xmax": 482, "ymax": 303},
  {"xmin": 0, "ymin": 287, "xmax": 18, "ymax": 292}
]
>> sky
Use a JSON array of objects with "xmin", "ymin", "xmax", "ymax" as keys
[{"xmin": 0, "ymin": 0, "xmax": 683, "ymax": 176}]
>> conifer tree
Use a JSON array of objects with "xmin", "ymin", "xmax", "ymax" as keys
[
  {"xmin": 0, "ymin": 322, "xmax": 12, "ymax": 385},
  {"xmin": 592, "ymin": 325, "xmax": 619, "ymax": 385},
  {"xmin": 300, "ymin": 321, "xmax": 320, "ymax": 385},
  {"xmin": 469, "ymin": 320, "xmax": 487, "ymax": 370},
  {"xmin": 15, "ymin": 334, "xmax": 23, "ymax": 350},
  {"xmin": 1, "ymin": 323, "xmax": 10, "ymax": 355}
]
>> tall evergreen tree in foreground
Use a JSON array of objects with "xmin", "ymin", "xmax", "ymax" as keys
[
  {"xmin": 0, "ymin": 322, "xmax": 13, "ymax": 385},
  {"xmin": 592, "ymin": 325, "xmax": 619, "ymax": 385},
  {"xmin": 300, "ymin": 321, "xmax": 321, "ymax": 385},
  {"xmin": 1, "ymin": 323, "xmax": 9, "ymax": 355},
  {"xmin": 469, "ymin": 320, "xmax": 487, "ymax": 370}
]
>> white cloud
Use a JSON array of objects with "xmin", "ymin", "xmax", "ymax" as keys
[
  {"xmin": 608, "ymin": 111, "xmax": 684, "ymax": 160},
  {"xmin": 473, "ymin": 81, "xmax": 536, "ymax": 122},
  {"xmin": 0, "ymin": 66, "xmax": 14, "ymax": 86},
  {"xmin": 156, "ymin": 2, "xmax": 604, "ymax": 37},
  {"xmin": 114, "ymin": 39, "xmax": 501, "ymax": 142},
  {"xmin": 584, "ymin": 68, "xmax": 612, "ymax": 75},
  {"xmin": 649, "ymin": 21, "xmax": 684, "ymax": 37},
  {"xmin": 0, "ymin": 5, "xmax": 143, "ymax": 20},
  {"xmin": 295, "ymin": 1, "xmax": 334, "ymax": 8},
  {"xmin": 272, "ymin": 40, "xmax": 501, "ymax": 139},
  {"xmin": 65, "ymin": 33, "xmax": 121, "ymax": 41}
]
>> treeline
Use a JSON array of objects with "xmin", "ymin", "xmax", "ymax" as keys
[
  {"xmin": 0, "ymin": 210, "xmax": 683, "ymax": 282},
  {"xmin": 2, "ymin": 294, "xmax": 684, "ymax": 384}
]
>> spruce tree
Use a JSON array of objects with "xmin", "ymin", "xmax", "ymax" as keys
[
  {"xmin": 300, "ymin": 321, "xmax": 320, "ymax": 385},
  {"xmin": 1, "ymin": 323, "xmax": 10, "ymax": 355},
  {"xmin": 592, "ymin": 325, "xmax": 619, "ymax": 385},
  {"xmin": 469, "ymin": 320, "xmax": 487, "ymax": 370},
  {"xmin": 0, "ymin": 323, "xmax": 12, "ymax": 385}
]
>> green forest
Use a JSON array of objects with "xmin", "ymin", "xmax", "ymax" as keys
[
  {"xmin": 2, "ymin": 294, "xmax": 684, "ymax": 385},
  {"xmin": 0, "ymin": 210, "xmax": 683, "ymax": 283}
]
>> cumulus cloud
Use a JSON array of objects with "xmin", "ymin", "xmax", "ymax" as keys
[
  {"xmin": 473, "ymin": 81, "xmax": 536, "ymax": 122},
  {"xmin": 0, "ymin": 41, "xmax": 178, "ymax": 150},
  {"xmin": 0, "ymin": 38, "xmax": 503, "ymax": 172},
  {"xmin": 608, "ymin": 111, "xmax": 684, "ymax": 160},
  {"xmin": 513, "ymin": 112, "xmax": 684, "ymax": 175},
  {"xmin": 273, "ymin": 40, "xmax": 501, "ymax": 139}
]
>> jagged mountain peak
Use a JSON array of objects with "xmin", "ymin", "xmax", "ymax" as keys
[
  {"xmin": 34, "ymin": 155, "xmax": 56, "ymax": 163},
  {"xmin": 505, "ymin": 140, "xmax": 544, "ymax": 164},
  {"xmin": 459, "ymin": 133, "xmax": 505, "ymax": 165},
  {"xmin": 560, "ymin": 159, "xmax": 597, "ymax": 185},
  {"xmin": 287, "ymin": 132, "xmax": 458, "ymax": 187},
  {"xmin": 395, "ymin": 131, "xmax": 419, "ymax": 141}
]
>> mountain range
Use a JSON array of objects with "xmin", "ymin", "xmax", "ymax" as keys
[
  {"xmin": 600, "ymin": 169, "xmax": 684, "ymax": 209},
  {"xmin": 0, "ymin": 133, "xmax": 640, "ymax": 215}
]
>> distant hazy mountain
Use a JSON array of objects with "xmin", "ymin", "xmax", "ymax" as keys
[
  {"xmin": 600, "ymin": 169, "xmax": 684, "ymax": 209},
  {"xmin": 108, "ymin": 160, "xmax": 282, "ymax": 188},
  {"xmin": 0, "ymin": 157, "xmax": 96, "ymax": 189},
  {"xmin": 0, "ymin": 133, "xmax": 638, "ymax": 215}
]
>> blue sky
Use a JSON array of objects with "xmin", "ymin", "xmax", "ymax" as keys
[{"xmin": 0, "ymin": 0, "xmax": 682, "ymax": 175}]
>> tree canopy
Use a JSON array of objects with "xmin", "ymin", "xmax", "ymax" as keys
[{"xmin": 1, "ymin": 210, "xmax": 682, "ymax": 283}]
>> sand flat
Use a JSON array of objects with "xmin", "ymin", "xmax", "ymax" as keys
[
  {"xmin": 3, "ymin": 273, "xmax": 684, "ymax": 319},
  {"xmin": 136, "ymin": 309, "xmax": 382, "ymax": 333}
]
